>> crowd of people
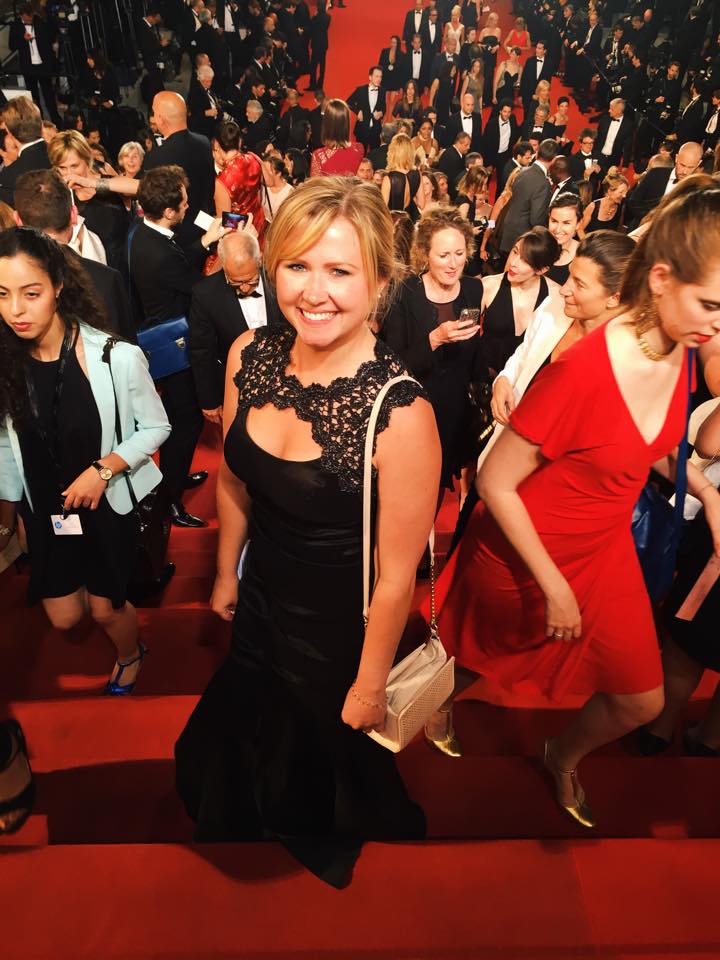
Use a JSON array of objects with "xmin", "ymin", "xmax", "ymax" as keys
[{"xmin": 1, "ymin": 0, "xmax": 720, "ymax": 889}]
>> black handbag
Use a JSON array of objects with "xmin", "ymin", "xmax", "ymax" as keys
[
  {"xmin": 631, "ymin": 350, "xmax": 694, "ymax": 602},
  {"xmin": 102, "ymin": 338, "xmax": 171, "ymax": 589}
]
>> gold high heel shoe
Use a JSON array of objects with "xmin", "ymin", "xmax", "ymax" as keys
[
  {"xmin": 542, "ymin": 738, "xmax": 596, "ymax": 829},
  {"xmin": 424, "ymin": 707, "xmax": 463, "ymax": 758}
]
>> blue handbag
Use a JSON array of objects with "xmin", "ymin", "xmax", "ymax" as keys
[
  {"xmin": 137, "ymin": 316, "xmax": 190, "ymax": 380},
  {"xmin": 631, "ymin": 350, "xmax": 694, "ymax": 602}
]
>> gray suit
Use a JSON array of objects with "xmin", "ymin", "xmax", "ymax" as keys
[{"xmin": 499, "ymin": 162, "xmax": 551, "ymax": 253}]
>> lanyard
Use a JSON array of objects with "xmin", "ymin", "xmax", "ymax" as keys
[{"xmin": 25, "ymin": 326, "xmax": 76, "ymax": 490}]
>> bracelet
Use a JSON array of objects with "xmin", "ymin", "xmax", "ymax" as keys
[
  {"xmin": 0, "ymin": 523, "xmax": 15, "ymax": 537},
  {"xmin": 350, "ymin": 683, "xmax": 387, "ymax": 711},
  {"xmin": 94, "ymin": 179, "xmax": 111, "ymax": 195}
]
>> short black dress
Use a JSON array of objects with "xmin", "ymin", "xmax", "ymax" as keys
[
  {"xmin": 585, "ymin": 198, "xmax": 625, "ymax": 234},
  {"xmin": 17, "ymin": 344, "xmax": 136, "ymax": 608},
  {"xmin": 175, "ymin": 326, "xmax": 426, "ymax": 888}
]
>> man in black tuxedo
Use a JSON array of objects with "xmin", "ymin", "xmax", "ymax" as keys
[
  {"xmin": 308, "ymin": 88, "xmax": 326, "ymax": 149},
  {"xmin": 188, "ymin": 64, "xmax": 222, "ymax": 140},
  {"xmin": 403, "ymin": 0, "xmax": 428, "ymax": 50},
  {"xmin": 445, "ymin": 93, "xmax": 483, "ymax": 154},
  {"xmin": 519, "ymin": 104, "xmax": 554, "ymax": 143},
  {"xmin": 626, "ymin": 140, "xmax": 704, "ymax": 229},
  {"xmin": 572, "ymin": 9, "xmax": 603, "ymax": 102},
  {"xmin": 195, "ymin": 8, "xmax": 231, "ymax": 87},
  {"xmin": 436, "ymin": 131, "xmax": 471, "ymax": 198},
  {"xmin": 8, "ymin": 3, "xmax": 60, "ymax": 125},
  {"xmin": 519, "ymin": 41, "xmax": 553, "ymax": 114},
  {"xmin": 482, "ymin": 101, "xmax": 519, "ymax": 179},
  {"xmin": 547, "ymin": 156, "xmax": 580, "ymax": 206},
  {"xmin": 595, "ymin": 98, "xmax": 634, "ymax": 172},
  {"xmin": 499, "ymin": 140, "xmax": 534, "ymax": 193},
  {"xmin": 242, "ymin": 99, "xmax": 275, "ymax": 150},
  {"xmin": 277, "ymin": 88, "xmax": 309, "ymax": 150},
  {"xmin": 569, "ymin": 128, "xmax": 603, "ymax": 195},
  {"xmin": 421, "ymin": 5, "xmax": 442, "ymax": 55},
  {"xmin": 499, "ymin": 138, "xmax": 557, "ymax": 255},
  {"xmin": 138, "ymin": 5, "xmax": 169, "ymax": 107},
  {"xmin": 0, "ymin": 96, "xmax": 50, "ymax": 207},
  {"xmin": 675, "ymin": 80, "xmax": 707, "ymax": 146},
  {"xmin": 130, "ymin": 166, "xmax": 226, "ymax": 527},
  {"xmin": 368, "ymin": 123, "xmax": 395, "ymax": 170},
  {"xmin": 308, "ymin": 1, "xmax": 331, "ymax": 91},
  {"xmin": 189, "ymin": 231, "xmax": 281, "ymax": 422},
  {"xmin": 407, "ymin": 33, "xmax": 430, "ymax": 93},
  {"xmin": 143, "ymin": 91, "xmax": 216, "ymax": 251},
  {"xmin": 14, "ymin": 170, "xmax": 134, "ymax": 342},
  {"xmin": 704, "ymin": 89, "xmax": 720, "ymax": 152},
  {"xmin": 347, "ymin": 66, "xmax": 386, "ymax": 151}
]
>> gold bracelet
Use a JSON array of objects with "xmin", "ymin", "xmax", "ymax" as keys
[{"xmin": 350, "ymin": 683, "xmax": 387, "ymax": 711}]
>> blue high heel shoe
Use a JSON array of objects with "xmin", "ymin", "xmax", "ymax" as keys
[{"xmin": 104, "ymin": 643, "xmax": 148, "ymax": 696}]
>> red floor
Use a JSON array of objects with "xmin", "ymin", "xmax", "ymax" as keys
[{"xmin": 1, "ymin": 2, "xmax": 717, "ymax": 957}]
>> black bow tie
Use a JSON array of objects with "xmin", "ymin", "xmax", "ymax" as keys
[
  {"xmin": 414, "ymin": 50, "xmax": 421, "ymax": 54},
  {"xmin": 235, "ymin": 290, "xmax": 262, "ymax": 299},
  {"xmin": 369, "ymin": 85, "xmax": 379, "ymax": 92},
  {"xmin": 611, "ymin": 118, "xmax": 621, "ymax": 123},
  {"xmin": 537, "ymin": 58, "xmax": 544, "ymax": 63},
  {"xmin": 462, "ymin": 114, "xmax": 472, "ymax": 120}
]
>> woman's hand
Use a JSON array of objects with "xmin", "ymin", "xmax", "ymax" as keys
[
  {"xmin": 341, "ymin": 685, "xmax": 387, "ymax": 733},
  {"xmin": 210, "ymin": 573, "xmax": 239, "ymax": 621},
  {"xmin": 64, "ymin": 173, "xmax": 98, "ymax": 195},
  {"xmin": 61, "ymin": 467, "xmax": 108, "ymax": 512},
  {"xmin": 491, "ymin": 375, "xmax": 515, "ymax": 425},
  {"xmin": 429, "ymin": 318, "xmax": 480, "ymax": 350},
  {"xmin": 545, "ymin": 579, "xmax": 582, "ymax": 642}
]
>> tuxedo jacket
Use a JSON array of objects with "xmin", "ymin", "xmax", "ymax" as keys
[
  {"xmin": 188, "ymin": 268, "xmax": 282, "ymax": 409},
  {"xmin": 548, "ymin": 178, "xmax": 580, "ymax": 206},
  {"xmin": 519, "ymin": 56, "xmax": 553, "ymax": 106},
  {"xmin": 129, "ymin": 222, "xmax": 204, "ymax": 323},
  {"xmin": 445, "ymin": 110, "xmax": 483, "ymax": 154},
  {"xmin": 403, "ymin": 7, "xmax": 429, "ymax": 48},
  {"xmin": 430, "ymin": 51, "xmax": 459, "ymax": 84},
  {"xmin": 347, "ymin": 84, "xmax": 387, "ymax": 147},
  {"xmin": 499, "ymin": 163, "xmax": 551, "ymax": 253},
  {"xmin": 518, "ymin": 118, "xmax": 555, "ymax": 143},
  {"xmin": 187, "ymin": 83, "xmax": 219, "ymax": 140},
  {"xmin": 594, "ymin": 114, "xmax": 634, "ymax": 168},
  {"xmin": 705, "ymin": 107, "xmax": 720, "ymax": 151},
  {"xmin": 309, "ymin": 10, "xmax": 331, "ymax": 53},
  {"xmin": 577, "ymin": 23, "xmax": 603, "ymax": 63},
  {"xmin": 0, "ymin": 139, "xmax": 51, "ymax": 207},
  {"xmin": 405, "ymin": 48, "xmax": 431, "ymax": 89},
  {"xmin": 626, "ymin": 166, "xmax": 673, "ymax": 230},
  {"xmin": 9, "ymin": 16, "xmax": 56, "ymax": 76},
  {"xmin": 420, "ymin": 20, "xmax": 442, "ymax": 55},
  {"xmin": 137, "ymin": 18, "xmax": 164, "ymax": 72},
  {"xmin": 675, "ymin": 97, "xmax": 707, "ymax": 146},
  {"xmin": 481, "ymin": 113, "xmax": 519, "ymax": 168},
  {"xmin": 435, "ymin": 145, "xmax": 466, "ymax": 196},
  {"xmin": 568, "ymin": 149, "xmax": 602, "ymax": 184}
]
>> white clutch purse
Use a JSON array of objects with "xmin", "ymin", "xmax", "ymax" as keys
[{"xmin": 361, "ymin": 376, "xmax": 455, "ymax": 753}]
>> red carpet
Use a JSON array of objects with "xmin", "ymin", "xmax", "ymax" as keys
[{"xmin": 0, "ymin": 3, "xmax": 717, "ymax": 957}]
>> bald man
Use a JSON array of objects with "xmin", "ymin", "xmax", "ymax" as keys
[
  {"xmin": 627, "ymin": 141, "xmax": 704, "ymax": 230},
  {"xmin": 143, "ymin": 91, "xmax": 216, "ymax": 249},
  {"xmin": 188, "ymin": 230, "xmax": 281, "ymax": 421}
]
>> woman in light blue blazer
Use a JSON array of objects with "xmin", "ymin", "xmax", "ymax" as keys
[{"xmin": 0, "ymin": 228, "xmax": 170, "ymax": 699}]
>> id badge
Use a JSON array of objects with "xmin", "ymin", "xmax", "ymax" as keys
[{"xmin": 50, "ymin": 514, "xmax": 83, "ymax": 536}]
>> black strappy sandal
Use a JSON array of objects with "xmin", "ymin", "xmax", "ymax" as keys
[{"xmin": 0, "ymin": 720, "xmax": 36, "ymax": 836}]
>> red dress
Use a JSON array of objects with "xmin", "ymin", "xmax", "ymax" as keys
[
  {"xmin": 310, "ymin": 143, "xmax": 364, "ymax": 177},
  {"xmin": 219, "ymin": 153, "xmax": 267, "ymax": 245},
  {"xmin": 432, "ymin": 325, "xmax": 691, "ymax": 701}
]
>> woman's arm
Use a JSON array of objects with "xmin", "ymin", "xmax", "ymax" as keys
[
  {"xmin": 380, "ymin": 174, "xmax": 391, "ymax": 205},
  {"xmin": 211, "ymin": 333, "xmax": 254, "ymax": 621},
  {"xmin": 429, "ymin": 78, "xmax": 438, "ymax": 106},
  {"xmin": 68, "ymin": 173, "xmax": 139, "ymax": 197},
  {"xmin": 342, "ymin": 397, "xmax": 441, "ymax": 730},
  {"xmin": 457, "ymin": 199, "xmax": 471, "ymax": 219},
  {"xmin": 577, "ymin": 202, "xmax": 592, "ymax": 240},
  {"xmin": 695, "ymin": 402, "xmax": 720, "ymax": 459},
  {"xmin": 477, "ymin": 428, "xmax": 582, "ymax": 638}
]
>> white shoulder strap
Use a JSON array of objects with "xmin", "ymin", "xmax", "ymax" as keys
[{"xmin": 362, "ymin": 375, "xmax": 435, "ymax": 625}]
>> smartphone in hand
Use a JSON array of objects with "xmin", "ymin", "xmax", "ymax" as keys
[{"xmin": 222, "ymin": 211, "xmax": 249, "ymax": 230}]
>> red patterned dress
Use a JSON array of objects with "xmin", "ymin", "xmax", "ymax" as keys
[{"xmin": 310, "ymin": 142, "xmax": 364, "ymax": 177}]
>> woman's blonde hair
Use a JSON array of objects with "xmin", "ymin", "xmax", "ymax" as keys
[
  {"xmin": 620, "ymin": 179, "xmax": 720, "ymax": 313},
  {"xmin": 602, "ymin": 166, "xmax": 629, "ymax": 193},
  {"xmin": 502, "ymin": 165, "xmax": 523, "ymax": 198},
  {"xmin": 264, "ymin": 176, "xmax": 399, "ymax": 322},
  {"xmin": 47, "ymin": 129, "xmax": 95, "ymax": 169},
  {"xmin": 411, "ymin": 207, "xmax": 475, "ymax": 274},
  {"xmin": 457, "ymin": 165, "xmax": 489, "ymax": 198},
  {"xmin": 117, "ymin": 140, "xmax": 145, "ymax": 170},
  {"xmin": 386, "ymin": 133, "xmax": 416, "ymax": 172},
  {"xmin": 534, "ymin": 79, "xmax": 551, "ymax": 101}
]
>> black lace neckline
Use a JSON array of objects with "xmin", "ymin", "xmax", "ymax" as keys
[{"xmin": 234, "ymin": 326, "xmax": 424, "ymax": 493}]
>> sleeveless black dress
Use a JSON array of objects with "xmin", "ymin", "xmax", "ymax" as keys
[
  {"xmin": 481, "ymin": 273, "xmax": 549, "ymax": 377},
  {"xmin": 175, "ymin": 326, "xmax": 426, "ymax": 888}
]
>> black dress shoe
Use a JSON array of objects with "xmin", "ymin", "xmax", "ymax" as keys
[
  {"xmin": 184, "ymin": 471, "xmax": 208, "ymax": 490},
  {"xmin": 637, "ymin": 726, "xmax": 671, "ymax": 756},
  {"xmin": 169, "ymin": 502, "xmax": 207, "ymax": 528}
]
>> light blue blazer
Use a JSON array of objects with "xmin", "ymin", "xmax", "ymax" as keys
[{"xmin": 0, "ymin": 323, "xmax": 171, "ymax": 515}]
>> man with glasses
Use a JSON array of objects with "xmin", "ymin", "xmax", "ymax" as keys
[
  {"xmin": 569, "ymin": 128, "xmax": 603, "ymax": 196},
  {"xmin": 188, "ymin": 230, "xmax": 281, "ymax": 427}
]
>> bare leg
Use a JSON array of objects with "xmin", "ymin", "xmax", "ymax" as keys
[
  {"xmin": 87, "ymin": 595, "xmax": 141, "ymax": 685},
  {"xmin": 548, "ymin": 687, "xmax": 664, "ymax": 805},
  {"xmin": 425, "ymin": 665, "xmax": 478, "ymax": 738},
  {"xmin": 646, "ymin": 637, "xmax": 704, "ymax": 741},
  {"xmin": 42, "ymin": 588, "xmax": 88, "ymax": 631}
]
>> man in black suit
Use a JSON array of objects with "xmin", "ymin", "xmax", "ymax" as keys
[
  {"xmin": 572, "ymin": 9, "xmax": 603, "ymax": 103},
  {"xmin": 519, "ymin": 104, "xmax": 554, "ymax": 144},
  {"xmin": 347, "ymin": 66, "xmax": 386, "ymax": 151},
  {"xmin": 481, "ymin": 101, "xmax": 519, "ymax": 180},
  {"xmin": 407, "ymin": 33, "xmax": 430, "ymax": 93},
  {"xmin": 547, "ymin": 156, "xmax": 580, "ymax": 206},
  {"xmin": 143, "ymin": 91, "xmax": 217, "ymax": 251},
  {"xmin": 445, "ymin": 93, "xmax": 483, "ymax": 155},
  {"xmin": 196, "ymin": 8, "xmax": 231, "ymax": 87},
  {"xmin": 595, "ymin": 98, "xmax": 634, "ymax": 172},
  {"xmin": 626, "ymin": 140, "xmax": 704, "ymax": 229},
  {"xmin": 0, "ymin": 96, "xmax": 51, "ymax": 207},
  {"xmin": 13, "ymin": 169, "xmax": 134, "ymax": 342},
  {"xmin": 402, "ymin": 0, "xmax": 428, "ymax": 50},
  {"xmin": 130, "ymin": 167, "xmax": 226, "ymax": 527},
  {"xmin": 420, "ymin": 5, "xmax": 442, "ymax": 55},
  {"xmin": 138, "ymin": 5, "xmax": 169, "ymax": 107},
  {"xmin": 436, "ymin": 131, "xmax": 471, "ymax": 198},
  {"xmin": 8, "ymin": 3, "xmax": 60, "ymax": 125},
  {"xmin": 704, "ymin": 89, "xmax": 720, "ymax": 152},
  {"xmin": 277, "ymin": 88, "xmax": 309, "ymax": 150},
  {"xmin": 569, "ymin": 128, "xmax": 603, "ymax": 195},
  {"xmin": 675, "ymin": 80, "xmax": 707, "ymax": 146},
  {"xmin": 188, "ymin": 64, "xmax": 222, "ymax": 140},
  {"xmin": 242, "ymin": 99, "xmax": 275, "ymax": 150},
  {"xmin": 519, "ymin": 41, "xmax": 553, "ymax": 114},
  {"xmin": 308, "ymin": 1, "xmax": 331, "ymax": 91},
  {"xmin": 368, "ymin": 123, "xmax": 395, "ymax": 170},
  {"xmin": 499, "ymin": 140, "xmax": 534, "ymax": 193},
  {"xmin": 499, "ymin": 138, "xmax": 557, "ymax": 255},
  {"xmin": 189, "ymin": 230, "xmax": 281, "ymax": 422},
  {"xmin": 308, "ymin": 88, "xmax": 326, "ymax": 149}
]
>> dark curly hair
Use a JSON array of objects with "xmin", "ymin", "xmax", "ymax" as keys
[{"xmin": 0, "ymin": 227, "xmax": 111, "ymax": 428}]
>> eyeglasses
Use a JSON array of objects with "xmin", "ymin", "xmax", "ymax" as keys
[{"xmin": 225, "ymin": 273, "xmax": 260, "ymax": 292}]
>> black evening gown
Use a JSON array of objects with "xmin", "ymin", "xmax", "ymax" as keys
[
  {"xmin": 175, "ymin": 326, "xmax": 426, "ymax": 888},
  {"xmin": 481, "ymin": 272, "xmax": 548, "ymax": 376},
  {"xmin": 17, "ymin": 344, "xmax": 136, "ymax": 607}
]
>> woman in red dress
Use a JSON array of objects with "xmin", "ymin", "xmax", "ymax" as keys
[
  {"xmin": 214, "ymin": 121, "xmax": 267, "ymax": 247},
  {"xmin": 427, "ymin": 186, "xmax": 720, "ymax": 828},
  {"xmin": 310, "ymin": 98, "xmax": 364, "ymax": 177}
]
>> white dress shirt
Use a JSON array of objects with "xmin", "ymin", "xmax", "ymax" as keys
[
  {"xmin": 24, "ymin": 24, "xmax": 42, "ymax": 66},
  {"xmin": 143, "ymin": 218, "xmax": 175, "ymax": 239},
  {"xmin": 237, "ymin": 275, "xmax": 268, "ymax": 329},
  {"xmin": 461, "ymin": 112, "xmax": 473, "ymax": 135},
  {"xmin": 414, "ymin": 10, "xmax": 423, "ymax": 32},
  {"xmin": 498, "ymin": 117, "xmax": 511, "ymax": 153},
  {"xmin": 368, "ymin": 84, "xmax": 379, "ymax": 113},
  {"xmin": 707, "ymin": 109, "xmax": 719, "ymax": 136},
  {"xmin": 412, "ymin": 48, "xmax": 422, "ymax": 79},
  {"xmin": 224, "ymin": 5, "xmax": 235, "ymax": 32},
  {"xmin": 429, "ymin": 22, "xmax": 436, "ymax": 44},
  {"xmin": 535, "ymin": 57, "xmax": 544, "ymax": 79},
  {"xmin": 601, "ymin": 117, "xmax": 622, "ymax": 157}
]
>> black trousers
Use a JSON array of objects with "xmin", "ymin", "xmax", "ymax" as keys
[
  {"xmin": 309, "ymin": 49, "xmax": 327, "ymax": 89},
  {"xmin": 23, "ymin": 73, "xmax": 61, "ymax": 125},
  {"xmin": 157, "ymin": 368, "xmax": 203, "ymax": 502}
]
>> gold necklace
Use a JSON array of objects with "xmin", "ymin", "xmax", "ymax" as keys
[{"xmin": 635, "ymin": 310, "xmax": 675, "ymax": 362}]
